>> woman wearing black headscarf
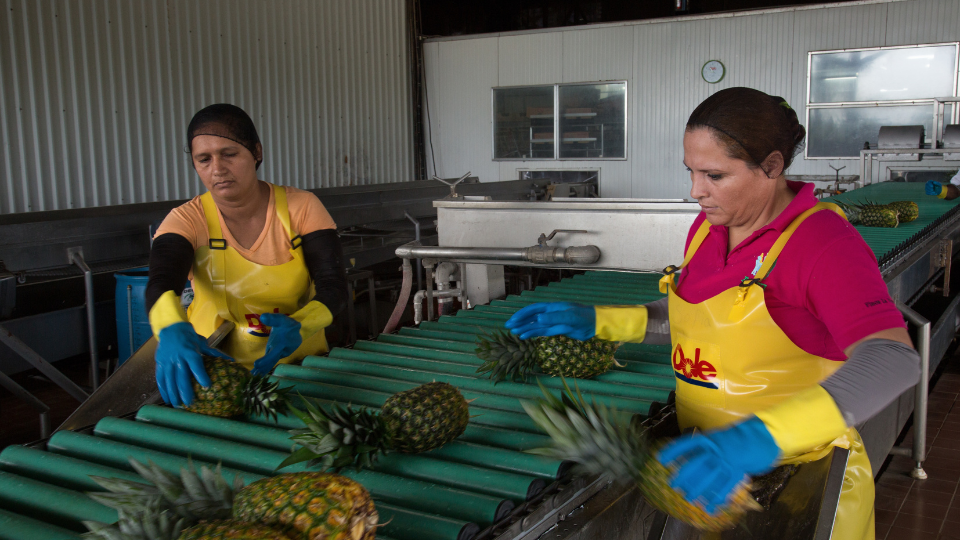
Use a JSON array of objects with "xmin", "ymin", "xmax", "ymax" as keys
[{"xmin": 145, "ymin": 104, "xmax": 347, "ymax": 407}]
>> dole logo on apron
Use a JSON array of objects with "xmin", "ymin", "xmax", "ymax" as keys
[{"xmin": 672, "ymin": 344, "xmax": 720, "ymax": 389}]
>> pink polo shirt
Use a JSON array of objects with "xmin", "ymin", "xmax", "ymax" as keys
[{"xmin": 675, "ymin": 181, "xmax": 906, "ymax": 361}]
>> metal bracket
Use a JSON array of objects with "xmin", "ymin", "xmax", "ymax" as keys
[
  {"xmin": 67, "ymin": 246, "xmax": 101, "ymax": 389},
  {"xmin": 938, "ymin": 239, "xmax": 953, "ymax": 297},
  {"xmin": 537, "ymin": 229, "xmax": 588, "ymax": 247},
  {"xmin": 433, "ymin": 171, "xmax": 472, "ymax": 199}
]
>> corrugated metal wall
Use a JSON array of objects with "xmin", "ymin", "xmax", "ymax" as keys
[
  {"xmin": 423, "ymin": 0, "xmax": 960, "ymax": 199},
  {"xmin": 0, "ymin": 0, "xmax": 414, "ymax": 214}
]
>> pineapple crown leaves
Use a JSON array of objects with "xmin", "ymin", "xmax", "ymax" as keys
[
  {"xmin": 280, "ymin": 396, "xmax": 390, "ymax": 473},
  {"xmin": 475, "ymin": 330, "xmax": 538, "ymax": 384},
  {"xmin": 81, "ymin": 502, "xmax": 187, "ymax": 540},
  {"xmin": 521, "ymin": 378, "xmax": 648, "ymax": 486},
  {"xmin": 88, "ymin": 458, "xmax": 242, "ymax": 524},
  {"xmin": 243, "ymin": 375, "xmax": 292, "ymax": 421}
]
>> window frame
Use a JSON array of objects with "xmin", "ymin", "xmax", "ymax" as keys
[
  {"xmin": 491, "ymin": 80, "xmax": 628, "ymax": 161},
  {"xmin": 805, "ymin": 42, "xmax": 960, "ymax": 160}
]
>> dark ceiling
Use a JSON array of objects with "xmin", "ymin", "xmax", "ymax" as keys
[{"xmin": 419, "ymin": 0, "xmax": 862, "ymax": 37}]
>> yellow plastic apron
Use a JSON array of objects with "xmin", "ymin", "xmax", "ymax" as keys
[
  {"xmin": 187, "ymin": 184, "xmax": 328, "ymax": 369},
  {"xmin": 658, "ymin": 203, "xmax": 874, "ymax": 540}
]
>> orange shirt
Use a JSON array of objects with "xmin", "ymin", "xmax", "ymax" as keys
[{"xmin": 155, "ymin": 183, "xmax": 337, "ymax": 272}]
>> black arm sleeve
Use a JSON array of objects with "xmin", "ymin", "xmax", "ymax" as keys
[
  {"xmin": 301, "ymin": 229, "xmax": 348, "ymax": 317},
  {"xmin": 145, "ymin": 233, "xmax": 195, "ymax": 313}
]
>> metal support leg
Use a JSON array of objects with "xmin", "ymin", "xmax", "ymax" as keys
[
  {"xmin": 68, "ymin": 248, "xmax": 100, "ymax": 389},
  {"xmin": 0, "ymin": 369, "xmax": 51, "ymax": 438},
  {"xmin": 346, "ymin": 279, "xmax": 357, "ymax": 343},
  {"xmin": 367, "ymin": 276, "xmax": 378, "ymax": 339},
  {"xmin": 894, "ymin": 302, "xmax": 930, "ymax": 480},
  {"xmin": 0, "ymin": 324, "xmax": 89, "ymax": 402}
]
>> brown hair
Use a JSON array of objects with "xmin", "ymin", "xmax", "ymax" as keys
[{"xmin": 686, "ymin": 87, "xmax": 805, "ymax": 176}]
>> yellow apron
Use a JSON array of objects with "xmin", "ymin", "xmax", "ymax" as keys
[
  {"xmin": 659, "ymin": 203, "xmax": 874, "ymax": 540},
  {"xmin": 187, "ymin": 183, "xmax": 328, "ymax": 369}
]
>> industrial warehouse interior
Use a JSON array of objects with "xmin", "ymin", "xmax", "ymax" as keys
[{"xmin": 2, "ymin": 0, "xmax": 960, "ymax": 539}]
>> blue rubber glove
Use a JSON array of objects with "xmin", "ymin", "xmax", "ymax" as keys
[
  {"xmin": 504, "ymin": 302, "xmax": 596, "ymax": 341},
  {"xmin": 657, "ymin": 417, "xmax": 781, "ymax": 514},
  {"xmin": 155, "ymin": 322, "xmax": 233, "ymax": 408},
  {"xmin": 251, "ymin": 312, "xmax": 302, "ymax": 376},
  {"xmin": 926, "ymin": 180, "xmax": 943, "ymax": 196}
]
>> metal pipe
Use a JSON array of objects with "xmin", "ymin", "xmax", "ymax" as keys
[
  {"xmin": 413, "ymin": 289, "xmax": 461, "ymax": 325},
  {"xmin": 404, "ymin": 211, "xmax": 423, "ymax": 293},
  {"xmin": 395, "ymin": 244, "xmax": 601, "ymax": 265},
  {"xmin": 69, "ymin": 250, "xmax": 100, "ymax": 389},
  {"xmin": 896, "ymin": 302, "xmax": 930, "ymax": 480},
  {"xmin": 425, "ymin": 265, "xmax": 435, "ymax": 322}
]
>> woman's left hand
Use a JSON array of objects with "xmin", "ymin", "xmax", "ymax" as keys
[
  {"xmin": 252, "ymin": 313, "xmax": 302, "ymax": 375},
  {"xmin": 657, "ymin": 417, "xmax": 781, "ymax": 514},
  {"xmin": 251, "ymin": 301, "xmax": 334, "ymax": 376}
]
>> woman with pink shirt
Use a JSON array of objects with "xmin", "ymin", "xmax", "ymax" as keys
[{"xmin": 506, "ymin": 87, "xmax": 920, "ymax": 539}]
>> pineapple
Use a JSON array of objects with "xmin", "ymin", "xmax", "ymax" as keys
[
  {"xmin": 84, "ymin": 459, "xmax": 378, "ymax": 540},
  {"xmin": 179, "ymin": 520, "xmax": 292, "ymax": 539},
  {"xmin": 887, "ymin": 200, "xmax": 919, "ymax": 222},
  {"xmin": 522, "ymin": 380, "xmax": 761, "ymax": 532},
  {"xmin": 476, "ymin": 330, "xmax": 620, "ymax": 383},
  {"xmin": 186, "ymin": 357, "xmax": 291, "ymax": 421},
  {"xmin": 281, "ymin": 382, "xmax": 470, "ymax": 471},
  {"xmin": 233, "ymin": 473, "xmax": 378, "ymax": 540},
  {"xmin": 835, "ymin": 200, "xmax": 900, "ymax": 228}
]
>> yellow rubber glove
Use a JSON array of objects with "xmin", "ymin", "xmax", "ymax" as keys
[
  {"xmin": 594, "ymin": 305, "xmax": 649, "ymax": 343},
  {"xmin": 149, "ymin": 290, "xmax": 188, "ymax": 337},
  {"xmin": 755, "ymin": 385, "xmax": 848, "ymax": 458}
]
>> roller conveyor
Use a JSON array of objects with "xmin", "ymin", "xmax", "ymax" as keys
[
  {"xmin": 2, "ymin": 183, "xmax": 960, "ymax": 539},
  {"xmin": 0, "ymin": 272, "xmax": 673, "ymax": 540}
]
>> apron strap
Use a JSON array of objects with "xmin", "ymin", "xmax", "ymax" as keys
[
  {"xmin": 754, "ymin": 202, "xmax": 845, "ymax": 281},
  {"xmin": 681, "ymin": 220, "xmax": 712, "ymax": 269},
  {"xmin": 199, "ymin": 192, "xmax": 227, "ymax": 300},
  {"xmin": 272, "ymin": 184, "xmax": 305, "ymax": 263},
  {"xmin": 663, "ymin": 219, "xmax": 712, "ymax": 276}
]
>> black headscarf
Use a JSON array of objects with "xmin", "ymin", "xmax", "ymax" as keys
[{"xmin": 186, "ymin": 104, "xmax": 262, "ymax": 170}]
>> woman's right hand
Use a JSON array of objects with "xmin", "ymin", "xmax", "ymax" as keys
[
  {"xmin": 926, "ymin": 180, "xmax": 945, "ymax": 197},
  {"xmin": 505, "ymin": 302, "xmax": 596, "ymax": 341},
  {"xmin": 155, "ymin": 322, "xmax": 232, "ymax": 407}
]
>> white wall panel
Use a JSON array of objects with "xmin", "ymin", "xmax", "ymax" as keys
[
  {"xmin": 0, "ymin": 0, "xmax": 414, "ymax": 214},
  {"xmin": 424, "ymin": 0, "xmax": 960, "ymax": 200},
  {"xmin": 885, "ymin": 0, "xmax": 960, "ymax": 46},
  {"xmin": 498, "ymin": 33, "xmax": 563, "ymax": 87},
  {"xmin": 561, "ymin": 27, "xmax": 633, "ymax": 84},
  {"xmin": 436, "ymin": 37, "xmax": 499, "ymax": 182}
]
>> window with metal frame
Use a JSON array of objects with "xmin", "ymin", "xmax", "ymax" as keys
[
  {"xmin": 493, "ymin": 82, "xmax": 627, "ymax": 160},
  {"xmin": 806, "ymin": 43, "xmax": 959, "ymax": 159}
]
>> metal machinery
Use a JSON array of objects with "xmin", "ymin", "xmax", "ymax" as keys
[{"xmin": 0, "ymin": 173, "xmax": 959, "ymax": 540}]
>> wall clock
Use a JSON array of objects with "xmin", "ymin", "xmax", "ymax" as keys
[{"xmin": 701, "ymin": 60, "xmax": 725, "ymax": 84}]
